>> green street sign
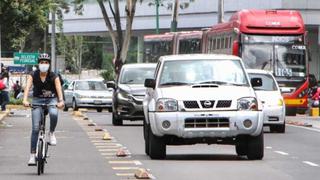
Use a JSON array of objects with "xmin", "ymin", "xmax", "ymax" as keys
[{"xmin": 13, "ymin": 52, "xmax": 39, "ymax": 65}]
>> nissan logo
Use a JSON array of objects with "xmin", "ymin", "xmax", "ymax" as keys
[{"xmin": 203, "ymin": 100, "xmax": 212, "ymax": 108}]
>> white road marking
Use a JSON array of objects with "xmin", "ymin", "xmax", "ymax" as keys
[
  {"xmin": 112, "ymin": 167, "xmax": 139, "ymax": 170},
  {"xmin": 265, "ymin": 146, "xmax": 272, "ymax": 149},
  {"xmin": 109, "ymin": 160, "xmax": 142, "ymax": 165},
  {"xmin": 116, "ymin": 173, "xmax": 134, "ymax": 176},
  {"xmin": 274, "ymin": 151, "xmax": 289, "ymax": 155},
  {"xmin": 303, "ymin": 161, "xmax": 319, "ymax": 167},
  {"xmin": 287, "ymin": 124, "xmax": 320, "ymax": 133}
]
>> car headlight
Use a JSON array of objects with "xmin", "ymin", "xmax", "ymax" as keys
[
  {"xmin": 118, "ymin": 91, "xmax": 133, "ymax": 102},
  {"xmin": 277, "ymin": 99, "xmax": 284, "ymax": 106},
  {"xmin": 237, "ymin": 97, "xmax": 258, "ymax": 111},
  {"xmin": 156, "ymin": 98, "xmax": 178, "ymax": 112}
]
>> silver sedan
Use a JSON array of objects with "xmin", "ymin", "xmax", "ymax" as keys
[{"xmin": 64, "ymin": 79, "xmax": 113, "ymax": 112}]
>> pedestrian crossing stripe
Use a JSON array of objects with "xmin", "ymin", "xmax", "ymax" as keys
[
  {"xmin": 116, "ymin": 173, "xmax": 134, "ymax": 176},
  {"xmin": 112, "ymin": 167, "xmax": 139, "ymax": 170}
]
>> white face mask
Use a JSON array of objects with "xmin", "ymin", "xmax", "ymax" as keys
[{"xmin": 39, "ymin": 64, "xmax": 50, "ymax": 72}]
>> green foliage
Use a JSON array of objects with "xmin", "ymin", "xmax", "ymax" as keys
[
  {"xmin": 8, "ymin": 97, "xmax": 23, "ymax": 105},
  {"xmin": 100, "ymin": 53, "xmax": 115, "ymax": 81}
]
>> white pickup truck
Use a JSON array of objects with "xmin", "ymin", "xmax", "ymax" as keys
[{"xmin": 143, "ymin": 54, "xmax": 264, "ymax": 160}]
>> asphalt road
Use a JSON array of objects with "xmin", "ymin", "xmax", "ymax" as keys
[
  {"xmin": 1, "ymin": 109, "xmax": 320, "ymax": 180},
  {"xmin": 86, "ymin": 111, "xmax": 320, "ymax": 180}
]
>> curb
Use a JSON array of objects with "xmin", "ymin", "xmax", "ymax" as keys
[{"xmin": 0, "ymin": 110, "xmax": 10, "ymax": 126}]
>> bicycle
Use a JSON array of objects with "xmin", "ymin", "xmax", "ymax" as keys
[{"xmin": 30, "ymin": 104, "xmax": 56, "ymax": 175}]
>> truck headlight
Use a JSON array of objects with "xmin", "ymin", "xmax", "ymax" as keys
[
  {"xmin": 156, "ymin": 98, "xmax": 178, "ymax": 112},
  {"xmin": 237, "ymin": 97, "xmax": 258, "ymax": 111}
]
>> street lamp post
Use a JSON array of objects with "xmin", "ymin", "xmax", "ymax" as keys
[
  {"xmin": 156, "ymin": 0, "xmax": 160, "ymax": 34},
  {"xmin": 51, "ymin": 7, "xmax": 57, "ymax": 73},
  {"xmin": 170, "ymin": 0, "xmax": 179, "ymax": 32}
]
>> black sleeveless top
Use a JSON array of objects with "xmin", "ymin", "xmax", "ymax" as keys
[{"xmin": 31, "ymin": 70, "xmax": 58, "ymax": 98}]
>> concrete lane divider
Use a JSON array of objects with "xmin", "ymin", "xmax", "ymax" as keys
[
  {"xmin": 102, "ymin": 132, "xmax": 112, "ymax": 140},
  {"xmin": 134, "ymin": 168, "xmax": 151, "ymax": 179}
]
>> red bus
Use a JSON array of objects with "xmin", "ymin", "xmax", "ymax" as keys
[
  {"xmin": 143, "ymin": 31, "xmax": 203, "ymax": 62},
  {"xmin": 204, "ymin": 9, "xmax": 308, "ymax": 116}
]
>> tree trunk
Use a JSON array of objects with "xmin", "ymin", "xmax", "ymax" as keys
[{"xmin": 120, "ymin": 0, "xmax": 137, "ymax": 65}]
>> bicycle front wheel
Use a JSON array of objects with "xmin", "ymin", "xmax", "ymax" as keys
[{"xmin": 37, "ymin": 140, "xmax": 44, "ymax": 175}]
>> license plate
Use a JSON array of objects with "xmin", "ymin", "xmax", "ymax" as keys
[{"xmin": 94, "ymin": 100, "xmax": 102, "ymax": 104}]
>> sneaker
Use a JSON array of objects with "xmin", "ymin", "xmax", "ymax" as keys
[
  {"xmin": 49, "ymin": 132, "xmax": 57, "ymax": 146},
  {"xmin": 28, "ymin": 153, "xmax": 36, "ymax": 166}
]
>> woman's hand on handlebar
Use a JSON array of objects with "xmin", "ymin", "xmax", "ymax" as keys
[
  {"xmin": 57, "ymin": 101, "xmax": 65, "ymax": 109},
  {"xmin": 23, "ymin": 100, "xmax": 30, "ymax": 107}
]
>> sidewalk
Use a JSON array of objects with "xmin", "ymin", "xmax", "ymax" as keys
[
  {"xmin": 286, "ymin": 114, "xmax": 320, "ymax": 129},
  {"xmin": 0, "ymin": 109, "xmax": 10, "ymax": 127}
]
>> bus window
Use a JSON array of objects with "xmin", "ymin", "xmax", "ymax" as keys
[{"xmin": 178, "ymin": 38, "xmax": 201, "ymax": 54}]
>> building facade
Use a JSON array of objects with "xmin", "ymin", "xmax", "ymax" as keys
[{"xmin": 59, "ymin": 0, "xmax": 320, "ymax": 78}]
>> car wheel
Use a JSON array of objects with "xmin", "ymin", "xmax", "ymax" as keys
[
  {"xmin": 97, "ymin": 108, "xmax": 103, "ymax": 112},
  {"xmin": 72, "ymin": 99, "xmax": 79, "ymax": 111},
  {"xmin": 148, "ymin": 125, "xmax": 166, "ymax": 159},
  {"xmin": 63, "ymin": 105, "xmax": 68, "ymax": 112},
  {"xmin": 107, "ymin": 108, "xmax": 112, "ymax": 113},
  {"xmin": 112, "ymin": 111, "xmax": 123, "ymax": 126},
  {"xmin": 286, "ymin": 107, "xmax": 296, "ymax": 116},
  {"xmin": 143, "ymin": 121, "xmax": 150, "ymax": 155},
  {"xmin": 270, "ymin": 123, "xmax": 286, "ymax": 133},
  {"xmin": 235, "ymin": 135, "xmax": 247, "ymax": 156},
  {"xmin": 247, "ymin": 131, "xmax": 264, "ymax": 160}
]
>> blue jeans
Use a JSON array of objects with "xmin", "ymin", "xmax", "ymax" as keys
[
  {"xmin": 31, "ymin": 98, "xmax": 58, "ymax": 153},
  {"xmin": 0, "ymin": 91, "xmax": 9, "ymax": 111}
]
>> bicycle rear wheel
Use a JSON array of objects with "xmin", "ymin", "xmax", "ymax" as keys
[{"xmin": 37, "ymin": 140, "xmax": 44, "ymax": 175}]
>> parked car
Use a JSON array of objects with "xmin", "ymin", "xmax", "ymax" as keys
[
  {"xmin": 107, "ymin": 63, "xmax": 157, "ymax": 126},
  {"xmin": 64, "ymin": 79, "xmax": 113, "ymax": 112},
  {"xmin": 247, "ymin": 69, "xmax": 286, "ymax": 133},
  {"xmin": 143, "ymin": 54, "xmax": 264, "ymax": 160}
]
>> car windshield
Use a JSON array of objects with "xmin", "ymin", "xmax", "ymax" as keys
[
  {"xmin": 120, "ymin": 67, "xmax": 155, "ymax": 84},
  {"xmin": 248, "ymin": 73, "xmax": 278, "ymax": 91},
  {"xmin": 159, "ymin": 59, "xmax": 249, "ymax": 86},
  {"xmin": 75, "ymin": 81, "xmax": 107, "ymax": 91}
]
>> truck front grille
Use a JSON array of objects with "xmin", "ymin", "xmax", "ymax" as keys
[{"xmin": 184, "ymin": 117, "xmax": 229, "ymax": 128}]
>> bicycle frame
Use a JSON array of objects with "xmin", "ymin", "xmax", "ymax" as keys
[{"xmin": 32, "ymin": 104, "xmax": 55, "ymax": 175}]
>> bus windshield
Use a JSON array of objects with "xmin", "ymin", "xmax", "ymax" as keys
[
  {"xmin": 178, "ymin": 38, "xmax": 201, "ymax": 54},
  {"xmin": 143, "ymin": 40, "xmax": 173, "ymax": 63},
  {"xmin": 241, "ymin": 35, "xmax": 306, "ymax": 78}
]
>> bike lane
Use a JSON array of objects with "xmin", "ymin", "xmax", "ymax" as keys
[{"xmin": 0, "ymin": 109, "xmax": 118, "ymax": 180}]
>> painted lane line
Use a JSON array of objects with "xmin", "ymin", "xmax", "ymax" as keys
[
  {"xmin": 95, "ymin": 145, "xmax": 123, "ymax": 149},
  {"xmin": 287, "ymin": 124, "xmax": 320, "ymax": 133},
  {"xmin": 274, "ymin": 151, "xmax": 289, "ymax": 156},
  {"xmin": 98, "ymin": 149, "xmax": 119, "ymax": 152},
  {"xmin": 265, "ymin": 146, "xmax": 272, "ymax": 149},
  {"xmin": 112, "ymin": 167, "xmax": 139, "ymax": 170},
  {"xmin": 105, "ymin": 156, "xmax": 132, "ymax": 159},
  {"xmin": 109, "ymin": 160, "xmax": 142, "ymax": 165},
  {"xmin": 116, "ymin": 173, "xmax": 134, "ymax": 176},
  {"xmin": 303, "ymin": 161, "xmax": 319, "ymax": 167}
]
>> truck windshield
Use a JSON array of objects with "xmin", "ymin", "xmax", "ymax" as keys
[{"xmin": 159, "ymin": 59, "xmax": 249, "ymax": 86}]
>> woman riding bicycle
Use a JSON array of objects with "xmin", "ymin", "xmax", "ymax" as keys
[{"xmin": 23, "ymin": 53, "xmax": 64, "ymax": 166}]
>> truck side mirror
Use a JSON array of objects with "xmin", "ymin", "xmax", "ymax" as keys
[
  {"xmin": 251, "ymin": 78, "xmax": 262, "ymax": 87},
  {"xmin": 144, "ymin": 78, "xmax": 156, "ymax": 89}
]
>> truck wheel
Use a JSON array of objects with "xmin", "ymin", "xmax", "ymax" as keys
[
  {"xmin": 235, "ymin": 135, "xmax": 247, "ymax": 156},
  {"xmin": 96, "ymin": 108, "xmax": 103, "ymax": 112},
  {"xmin": 247, "ymin": 131, "xmax": 264, "ymax": 160},
  {"xmin": 72, "ymin": 99, "xmax": 79, "ymax": 111},
  {"xmin": 148, "ymin": 126, "xmax": 166, "ymax": 159},
  {"xmin": 112, "ymin": 112, "xmax": 123, "ymax": 126},
  {"xmin": 144, "ymin": 121, "xmax": 150, "ymax": 155}
]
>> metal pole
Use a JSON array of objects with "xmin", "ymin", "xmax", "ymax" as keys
[
  {"xmin": 0, "ymin": 24, "xmax": 2, "ymax": 74},
  {"xmin": 156, "ymin": 0, "xmax": 160, "ymax": 34},
  {"xmin": 218, "ymin": 0, "xmax": 224, "ymax": 23},
  {"xmin": 79, "ymin": 39, "xmax": 82, "ymax": 80},
  {"xmin": 51, "ymin": 9, "xmax": 56, "ymax": 73},
  {"xmin": 170, "ymin": 0, "xmax": 179, "ymax": 32}
]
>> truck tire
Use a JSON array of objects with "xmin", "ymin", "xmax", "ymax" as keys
[
  {"xmin": 143, "ymin": 121, "xmax": 150, "ymax": 155},
  {"xmin": 247, "ymin": 131, "xmax": 264, "ymax": 160},
  {"xmin": 148, "ymin": 126, "xmax": 166, "ymax": 159},
  {"xmin": 235, "ymin": 135, "xmax": 247, "ymax": 156}
]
